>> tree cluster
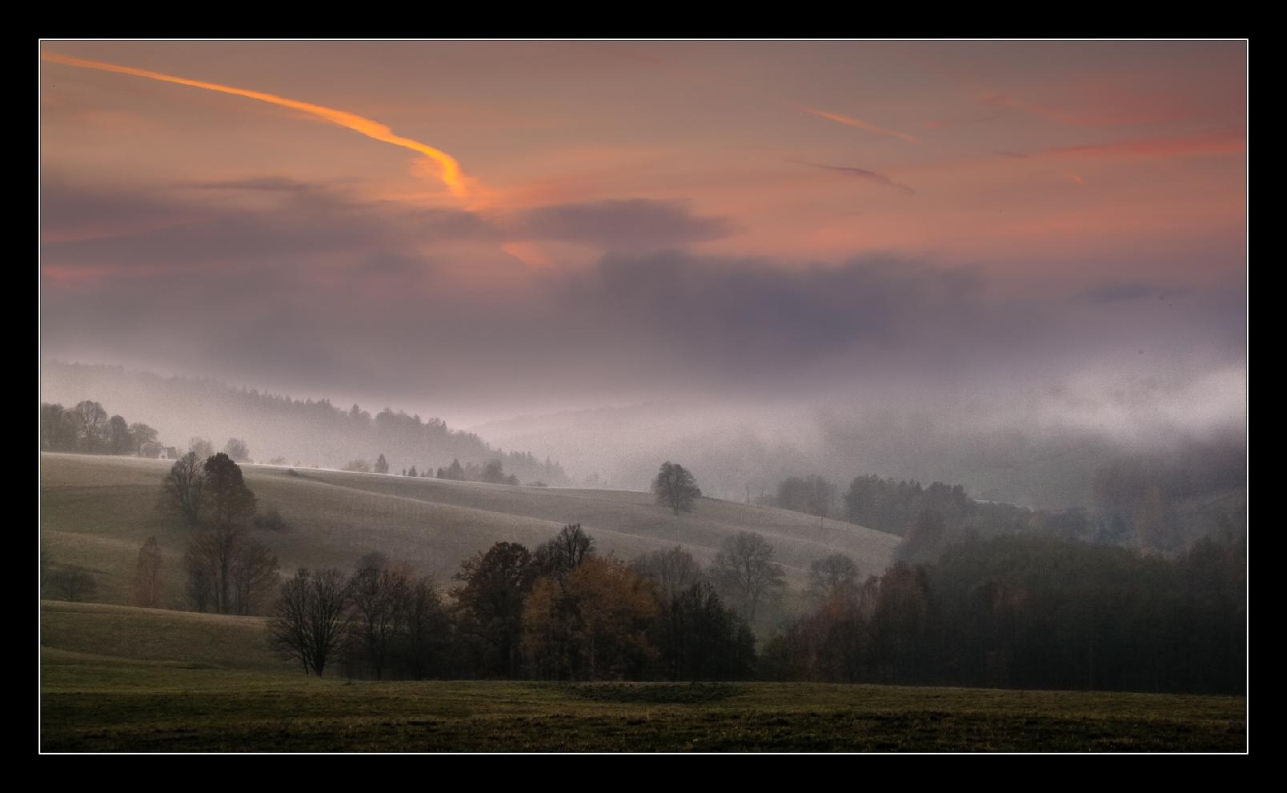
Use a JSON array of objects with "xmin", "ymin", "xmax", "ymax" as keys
[
  {"xmin": 434, "ymin": 458, "xmax": 520, "ymax": 485},
  {"xmin": 781, "ymin": 466, "xmax": 1242, "ymax": 557},
  {"xmin": 43, "ymin": 363, "xmax": 570, "ymax": 486},
  {"xmin": 269, "ymin": 526, "xmax": 759, "ymax": 682},
  {"xmin": 158, "ymin": 452, "xmax": 281, "ymax": 616},
  {"xmin": 269, "ymin": 560, "xmax": 454, "ymax": 680},
  {"xmin": 761, "ymin": 533, "xmax": 1246, "ymax": 694},
  {"xmin": 41, "ymin": 401, "xmax": 161, "ymax": 457},
  {"xmin": 774, "ymin": 475, "xmax": 838, "ymax": 518}
]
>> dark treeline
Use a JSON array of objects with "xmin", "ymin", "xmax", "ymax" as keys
[
  {"xmin": 762, "ymin": 533, "xmax": 1245, "ymax": 694},
  {"xmin": 41, "ymin": 361, "xmax": 568, "ymax": 485},
  {"xmin": 762, "ymin": 462, "xmax": 1244, "ymax": 556},
  {"xmin": 40, "ymin": 400, "xmax": 161, "ymax": 457},
  {"xmin": 763, "ymin": 473, "xmax": 1059, "ymax": 553},
  {"xmin": 266, "ymin": 526, "xmax": 1244, "ymax": 694},
  {"xmin": 435, "ymin": 458, "xmax": 521, "ymax": 485},
  {"xmin": 269, "ymin": 526, "xmax": 758, "ymax": 682}
]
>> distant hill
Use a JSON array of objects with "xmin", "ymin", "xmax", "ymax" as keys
[
  {"xmin": 473, "ymin": 403, "xmax": 819, "ymax": 499},
  {"xmin": 474, "ymin": 402, "xmax": 1247, "ymax": 514},
  {"xmin": 40, "ymin": 361, "xmax": 568, "ymax": 485},
  {"xmin": 41, "ymin": 453, "xmax": 900, "ymax": 610}
]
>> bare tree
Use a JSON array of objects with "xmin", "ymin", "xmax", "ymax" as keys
[
  {"xmin": 160, "ymin": 452, "xmax": 205, "ymax": 525},
  {"xmin": 184, "ymin": 527, "xmax": 276, "ymax": 615},
  {"xmin": 133, "ymin": 536, "xmax": 164, "ymax": 608},
  {"xmin": 183, "ymin": 545, "xmax": 213, "ymax": 612},
  {"xmin": 534, "ymin": 523, "xmax": 595, "ymax": 577},
  {"xmin": 269, "ymin": 568, "xmax": 351, "ymax": 676},
  {"xmin": 652, "ymin": 461, "xmax": 702, "ymax": 516},
  {"xmin": 185, "ymin": 530, "xmax": 225, "ymax": 612},
  {"xmin": 231, "ymin": 539, "xmax": 280, "ymax": 615},
  {"xmin": 402, "ymin": 576, "xmax": 451, "ymax": 680},
  {"xmin": 173, "ymin": 455, "xmax": 260, "ymax": 614},
  {"xmin": 181, "ymin": 454, "xmax": 271, "ymax": 617},
  {"xmin": 711, "ymin": 531, "xmax": 785, "ymax": 623},
  {"xmin": 632, "ymin": 545, "xmax": 703, "ymax": 603},
  {"xmin": 348, "ymin": 565, "xmax": 409, "ymax": 680}
]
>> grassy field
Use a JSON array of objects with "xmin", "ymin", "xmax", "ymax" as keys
[
  {"xmin": 41, "ymin": 601, "xmax": 285, "ymax": 673},
  {"xmin": 40, "ymin": 453, "xmax": 899, "ymax": 606},
  {"xmin": 39, "ymin": 457, "xmax": 1245, "ymax": 752},
  {"xmin": 39, "ymin": 602, "xmax": 1245, "ymax": 752}
]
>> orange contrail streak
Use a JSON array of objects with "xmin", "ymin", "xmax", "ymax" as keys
[
  {"xmin": 42, "ymin": 51, "xmax": 472, "ymax": 203},
  {"xmin": 798, "ymin": 105, "xmax": 920, "ymax": 144}
]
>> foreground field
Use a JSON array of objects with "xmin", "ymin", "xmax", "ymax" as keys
[
  {"xmin": 41, "ymin": 662, "xmax": 1247, "ymax": 753},
  {"xmin": 40, "ymin": 603, "xmax": 1245, "ymax": 752},
  {"xmin": 41, "ymin": 453, "xmax": 899, "ymax": 607}
]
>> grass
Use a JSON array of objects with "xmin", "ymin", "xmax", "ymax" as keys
[
  {"xmin": 41, "ymin": 667, "xmax": 1246, "ymax": 753},
  {"xmin": 39, "ymin": 456, "xmax": 1245, "ymax": 752},
  {"xmin": 39, "ymin": 602, "xmax": 1245, "ymax": 752},
  {"xmin": 40, "ymin": 452, "xmax": 900, "ymax": 607},
  {"xmin": 41, "ymin": 601, "xmax": 289, "ymax": 673}
]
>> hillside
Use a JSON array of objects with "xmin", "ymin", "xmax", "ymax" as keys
[
  {"xmin": 40, "ymin": 361, "xmax": 568, "ymax": 484},
  {"xmin": 40, "ymin": 453, "xmax": 901, "ymax": 609},
  {"xmin": 41, "ymin": 600, "xmax": 288, "ymax": 673}
]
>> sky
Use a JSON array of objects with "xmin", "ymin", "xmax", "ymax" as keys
[{"xmin": 40, "ymin": 41, "xmax": 1246, "ymax": 428}]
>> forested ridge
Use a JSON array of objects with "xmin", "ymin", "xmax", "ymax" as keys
[{"xmin": 41, "ymin": 361, "xmax": 568, "ymax": 485}]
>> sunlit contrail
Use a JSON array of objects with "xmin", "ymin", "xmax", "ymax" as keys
[
  {"xmin": 798, "ymin": 105, "xmax": 920, "ymax": 144},
  {"xmin": 42, "ymin": 51, "xmax": 473, "ymax": 203}
]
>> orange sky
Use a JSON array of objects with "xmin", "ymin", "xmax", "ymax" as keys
[
  {"xmin": 38, "ymin": 41, "xmax": 1247, "ymax": 420},
  {"xmin": 41, "ymin": 41, "xmax": 1245, "ymax": 276}
]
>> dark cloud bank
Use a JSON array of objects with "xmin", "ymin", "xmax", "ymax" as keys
[{"xmin": 42, "ymin": 174, "xmax": 1245, "ymax": 507}]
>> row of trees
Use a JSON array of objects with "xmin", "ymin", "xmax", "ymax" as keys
[
  {"xmin": 762, "ymin": 472, "xmax": 992, "ymax": 538},
  {"xmin": 762, "ymin": 472, "xmax": 1084, "ymax": 563},
  {"xmin": 761, "ymin": 533, "xmax": 1246, "ymax": 694},
  {"xmin": 40, "ymin": 401, "xmax": 160, "ymax": 457},
  {"xmin": 435, "ymin": 458, "xmax": 520, "ymax": 485},
  {"xmin": 773, "ymin": 475, "xmax": 838, "ymax": 520},
  {"xmin": 43, "ymin": 362, "xmax": 570, "ymax": 485},
  {"xmin": 268, "ymin": 526, "xmax": 761, "ymax": 682},
  {"xmin": 338, "ymin": 456, "xmax": 524, "ymax": 486},
  {"xmin": 264, "ymin": 526, "xmax": 1245, "ymax": 693},
  {"xmin": 765, "ymin": 463, "xmax": 1245, "ymax": 556},
  {"xmin": 38, "ymin": 400, "xmax": 257, "ymax": 469}
]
